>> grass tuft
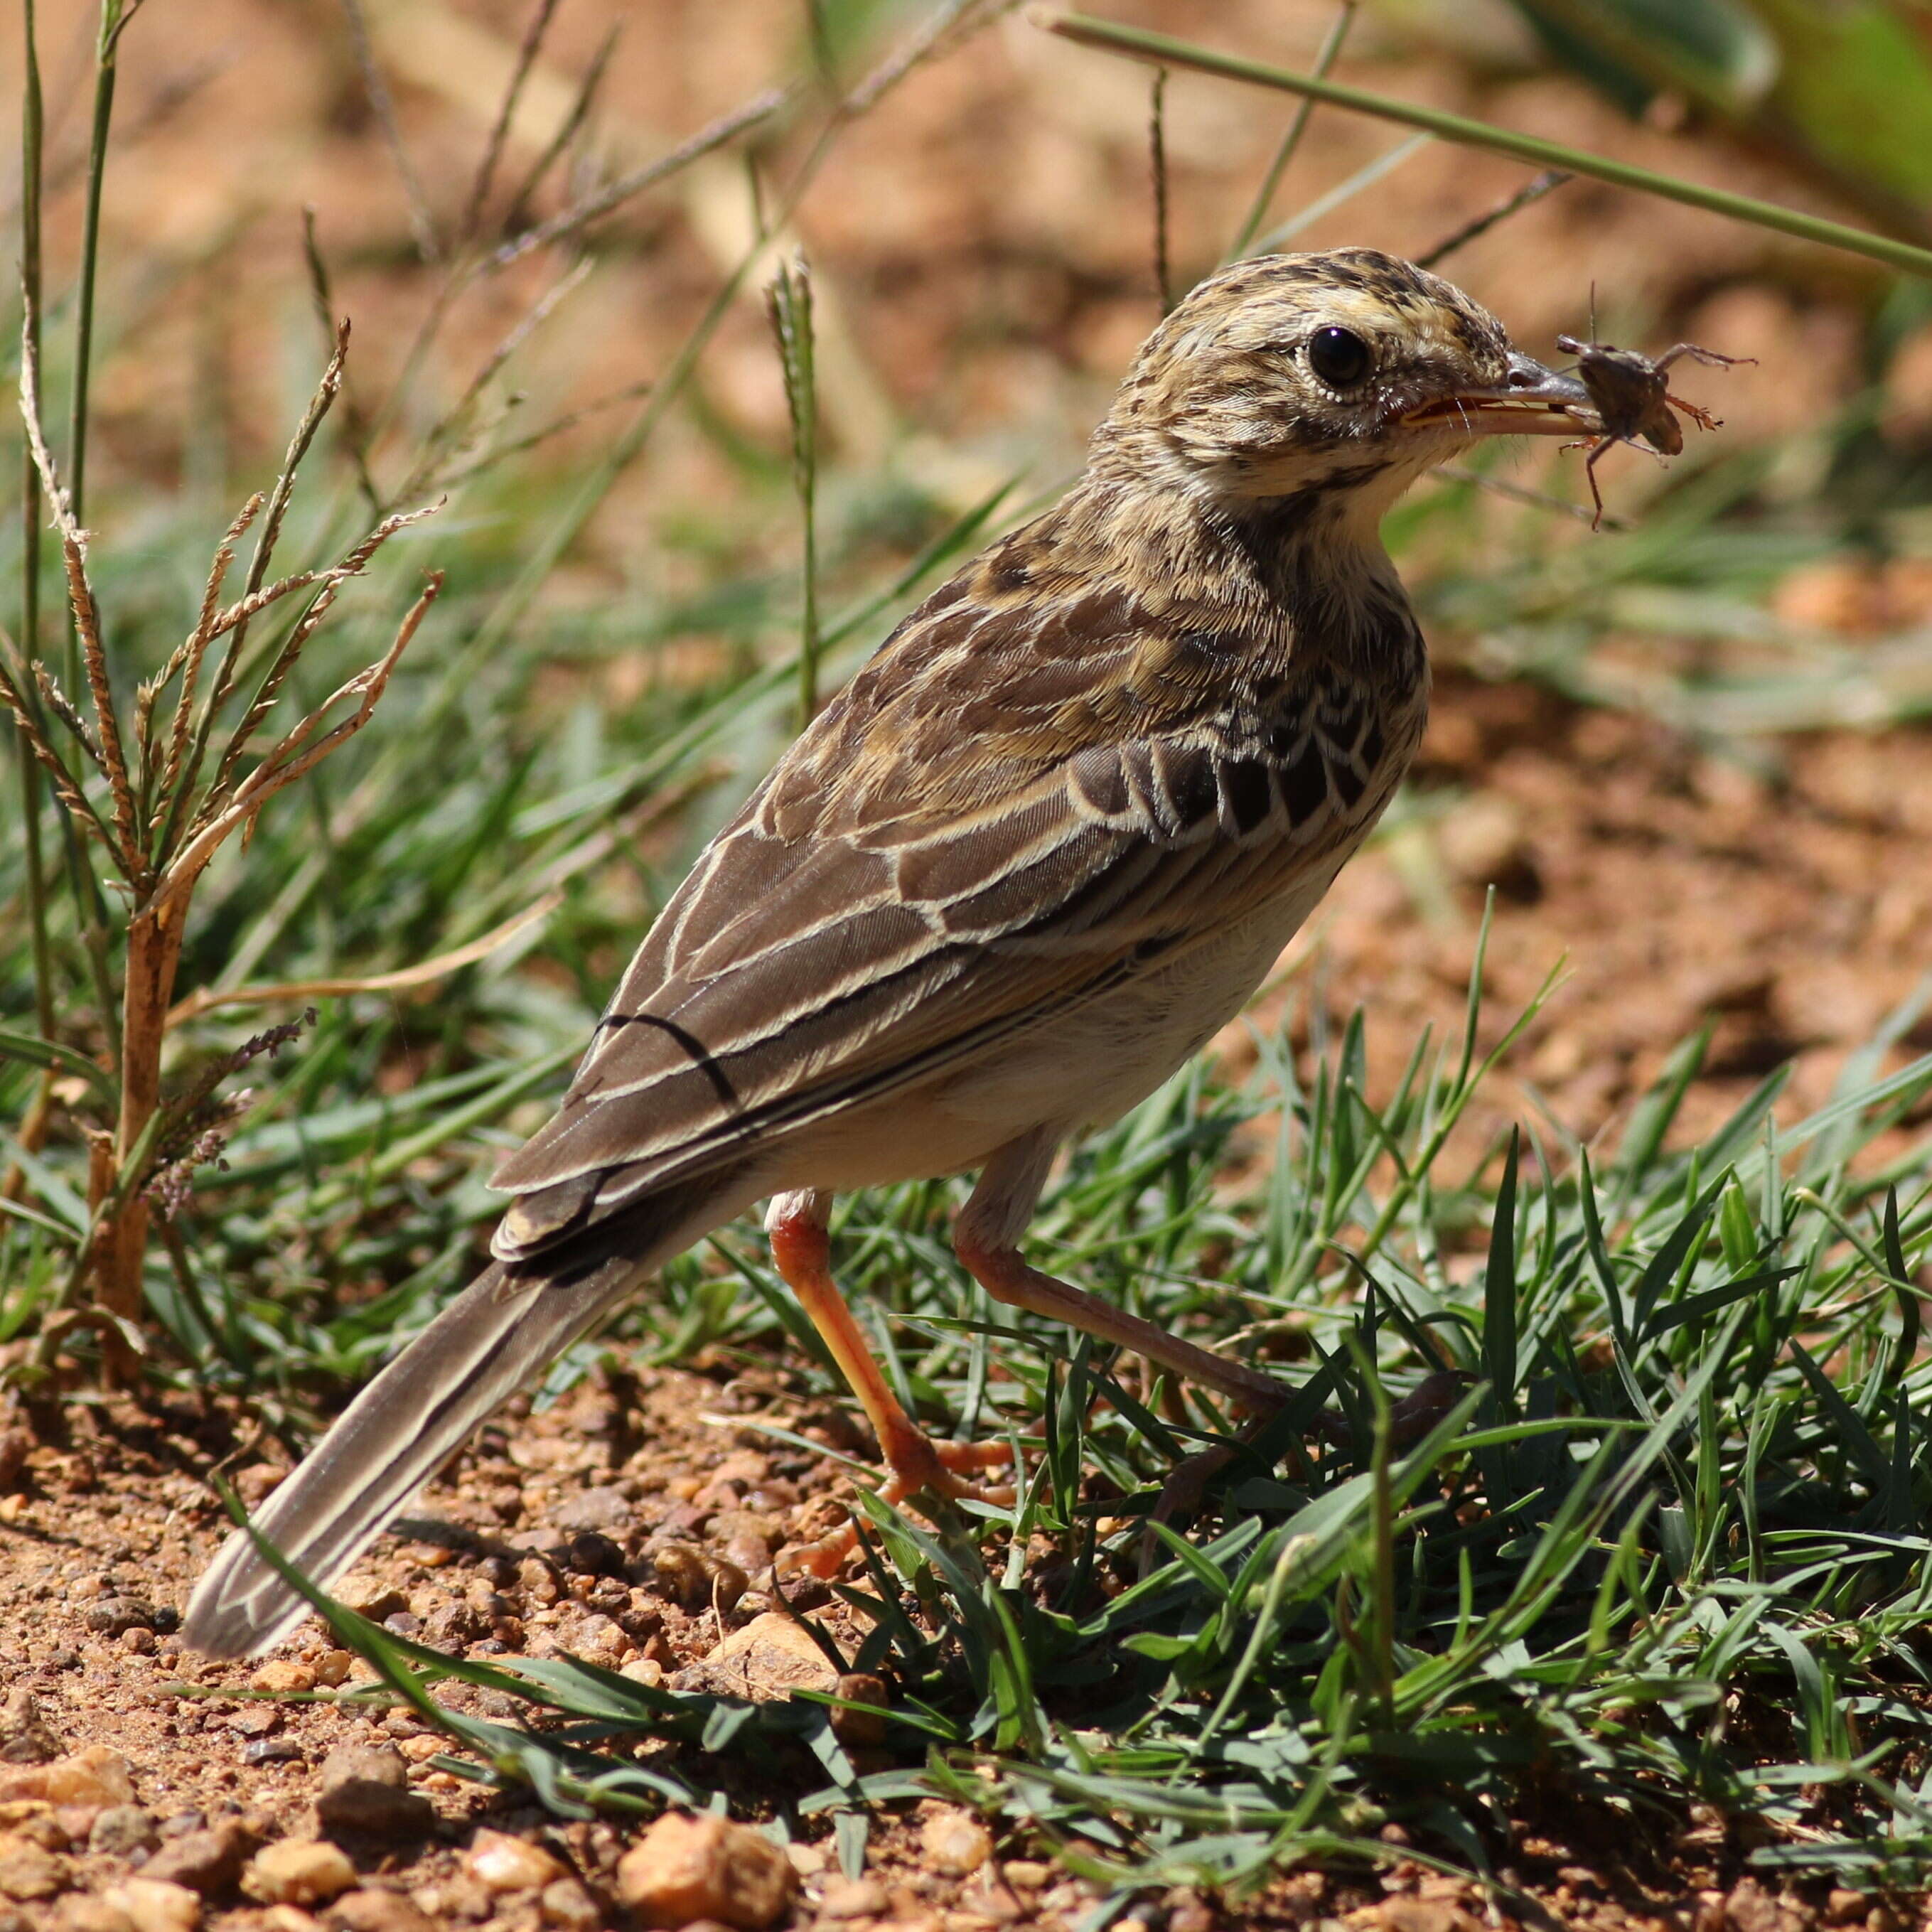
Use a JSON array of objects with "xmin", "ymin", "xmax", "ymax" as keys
[{"xmin": 267, "ymin": 955, "xmax": 1932, "ymax": 1894}]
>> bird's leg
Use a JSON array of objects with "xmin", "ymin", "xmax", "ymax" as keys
[
  {"xmin": 952, "ymin": 1133, "xmax": 1292, "ymax": 1418},
  {"xmin": 768, "ymin": 1189, "xmax": 1012, "ymax": 1577}
]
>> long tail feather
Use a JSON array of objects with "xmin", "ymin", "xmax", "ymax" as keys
[{"xmin": 183, "ymin": 1174, "xmax": 747, "ymax": 1656}]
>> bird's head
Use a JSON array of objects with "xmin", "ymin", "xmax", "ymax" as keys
[{"xmin": 1096, "ymin": 247, "xmax": 1589, "ymax": 520}]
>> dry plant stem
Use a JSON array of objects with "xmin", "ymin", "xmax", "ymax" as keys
[
  {"xmin": 207, "ymin": 500, "xmax": 439, "ymax": 802},
  {"xmin": 456, "ymin": 0, "xmax": 561, "ymax": 245},
  {"xmin": 154, "ymin": 323, "xmax": 350, "ymax": 865},
  {"xmin": 97, "ymin": 573, "xmax": 444, "ymax": 1357},
  {"xmin": 1226, "ymin": 2, "xmax": 1355, "ymax": 260},
  {"xmin": 300, "ymin": 211, "xmax": 381, "ymax": 516},
  {"xmin": 1149, "ymin": 68, "xmax": 1171, "ymax": 314},
  {"xmin": 1416, "ymin": 168, "xmax": 1572, "ymax": 270},
  {"xmin": 152, "ymin": 574, "xmax": 442, "ymax": 922},
  {"xmin": 164, "ymin": 889, "xmax": 559, "ymax": 1027},
  {"xmin": 1042, "ymin": 11, "xmax": 1932, "ymax": 280},
  {"xmin": 336, "ymin": 0, "xmax": 441, "ymax": 263},
  {"xmin": 156, "ymin": 495, "xmax": 260, "ymax": 819},
  {"xmin": 484, "ymin": 88, "xmax": 790, "ymax": 277},
  {"xmin": 431, "ymin": 379, "xmax": 654, "ymax": 492},
  {"xmin": 18, "ymin": 324, "xmax": 143, "ymax": 884},
  {"xmin": 395, "ymin": 258, "xmax": 594, "ymax": 505},
  {"xmin": 5, "ymin": 0, "xmax": 55, "ymax": 1208},
  {"xmin": 458, "ymin": 4, "xmax": 1010, "ymax": 688},
  {"xmin": 351, "ymin": 84, "xmax": 782, "ymax": 516},
  {"xmin": 500, "ymin": 21, "xmax": 621, "ymax": 238},
  {"xmin": 11, "ymin": 286, "xmax": 442, "ymax": 1368}
]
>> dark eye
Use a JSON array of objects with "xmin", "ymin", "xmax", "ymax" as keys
[{"xmin": 1307, "ymin": 326, "xmax": 1371, "ymax": 389}]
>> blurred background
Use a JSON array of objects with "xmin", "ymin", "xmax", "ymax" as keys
[{"xmin": 6, "ymin": 0, "xmax": 1932, "ymax": 1372}]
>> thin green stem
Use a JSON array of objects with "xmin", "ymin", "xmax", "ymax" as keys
[
  {"xmin": 1225, "ymin": 1, "xmax": 1355, "ymax": 260},
  {"xmin": 1046, "ymin": 12, "xmax": 1932, "ymax": 280},
  {"xmin": 49, "ymin": 0, "xmax": 130, "ymax": 1055},
  {"xmin": 69, "ymin": 0, "xmax": 127, "ymax": 534},
  {"xmin": 16, "ymin": 0, "xmax": 53, "ymax": 1044}
]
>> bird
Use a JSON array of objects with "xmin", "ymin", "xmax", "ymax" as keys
[{"xmin": 184, "ymin": 247, "xmax": 1592, "ymax": 1657}]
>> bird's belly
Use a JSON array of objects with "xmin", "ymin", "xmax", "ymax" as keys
[
  {"xmin": 933, "ymin": 856, "xmax": 1345, "ymax": 1142},
  {"xmin": 773, "ymin": 842, "xmax": 1353, "ymax": 1198},
  {"xmin": 773, "ymin": 905, "xmax": 1305, "ymax": 1195}
]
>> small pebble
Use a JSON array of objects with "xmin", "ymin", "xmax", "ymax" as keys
[
  {"xmin": 830, "ymin": 1672, "xmax": 889, "ymax": 1749},
  {"xmin": 142, "ymin": 1819, "xmax": 254, "ymax": 1896},
  {"xmin": 101, "ymin": 1877, "xmax": 201, "ymax": 1932},
  {"xmin": 821, "ymin": 1877, "xmax": 889, "ymax": 1919},
  {"xmin": 539, "ymin": 1877, "xmax": 601, "ymax": 1931},
  {"xmin": 0, "ymin": 1745, "xmax": 136, "ymax": 1808},
  {"xmin": 565, "ymin": 1533, "xmax": 626, "ymax": 1578},
  {"xmin": 90, "ymin": 1807, "xmax": 159, "ymax": 1857},
  {"xmin": 242, "ymin": 1739, "xmax": 306, "ymax": 1767},
  {"xmin": 249, "ymin": 1662, "xmax": 316, "ymax": 1696},
  {"xmin": 615, "ymin": 1812, "xmax": 796, "ymax": 1931},
  {"xmin": 53, "ymin": 1896, "xmax": 136, "ymax": 1932},
  {"xmin": 0, "ymin": 1691, "xmax": 60, "ymax": 1767},
  {"xmin": 317, "ymin": 1889, "xmax": 436, "ymax": 1932},
  {"xmin": 0, "ymin": 1834, "xmax": 65, "ymax": 1901},
  {"xmin": 85, "ymin": 1599, "xmax": 159, "ymax": 1638},
  {"xmin": 242, "ymin": 1839, "xmax": 358, "ymax": 1907},
  {"xmin": 464, "ymin": 1829, "xmax": 564, "ymax": 1894},
  {"xmin": 313, "ymin": 1745, "xmax": 434, "ymax": 1840},
  {"xmin": 920, "ymin": 1808, "xmax": 991, "ymax": 1877}
]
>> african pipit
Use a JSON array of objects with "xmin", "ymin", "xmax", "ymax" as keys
[{"xmin": 186, "ymin": 247, "xmax": 1592, "ymax": 1655}]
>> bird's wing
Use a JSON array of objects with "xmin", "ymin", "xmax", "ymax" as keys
[{"xmin": 491, "ymin": 549, "xmax": 1386, "ymax": 1261}]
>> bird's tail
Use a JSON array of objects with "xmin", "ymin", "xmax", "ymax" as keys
[{"xmin": 183, "ymin": 1172, "xmax": 746, "ymax": 1658}]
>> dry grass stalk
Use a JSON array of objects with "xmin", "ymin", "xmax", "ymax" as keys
[
  {"xmin": 153, "ymin": 493, "xmax": 262, "ymax": 817},
  {"xmin": 166, "ymin": 888, "xmax": 559, "ymax": 1027},
  {"xmin": 97, "ymin": 571, "xmax": 441, "ymax": 1368},
  {"xmin": 336, "ymin": 0, "xmax": 441, "ymax": 263},
  {"xmin": 456, "ymin": 0, "xmax": 563, "ymax": 246},
  {"xmin": 498, "ymin": 20, "xmax": 621, "ymax": 237},
  {"xmin": 486, "ymin": 87, "xmax": 791, "ymax": 275},
  {"xmin": 8, "ymin": 304, "xmax": 442, "ymax": 1378}
]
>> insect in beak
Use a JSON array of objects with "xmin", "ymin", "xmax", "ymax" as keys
[{"xmin": 1402, "ymin": 350, "xmax": 1594, "ymax": 438}]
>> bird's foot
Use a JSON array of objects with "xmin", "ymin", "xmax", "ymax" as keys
[{"xmin": 778, "ymin": 1436, "xmax": 1017, "ymax": 1579}]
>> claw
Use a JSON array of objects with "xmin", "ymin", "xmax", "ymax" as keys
[{"xmin": 778, "ymin": 1438, "xmax": 1017, "ymax": 1577}]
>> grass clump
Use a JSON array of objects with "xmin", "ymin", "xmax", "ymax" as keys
[{"xmin": 261, "ymin": 943, "xmax": 1932, "ymax": 1903}]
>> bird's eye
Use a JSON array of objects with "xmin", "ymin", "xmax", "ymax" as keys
[{"xmin": 1307, "ymin": 326, "xmax": 1371, "ymax": 389}]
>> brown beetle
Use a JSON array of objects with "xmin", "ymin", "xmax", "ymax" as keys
[{"xmin": 1555, "ymin": 333, "xmax": 1750, "ymax": 527}]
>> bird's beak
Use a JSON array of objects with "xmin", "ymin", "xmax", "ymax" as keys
[{"xmin": 1402, "ymin": 349, "xmax": 1593, "ymax": 439}]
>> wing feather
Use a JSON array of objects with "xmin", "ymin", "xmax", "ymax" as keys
[{"xmin": 490, "ymin": 537, "xmax": 1385, "ymax": 1262}]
